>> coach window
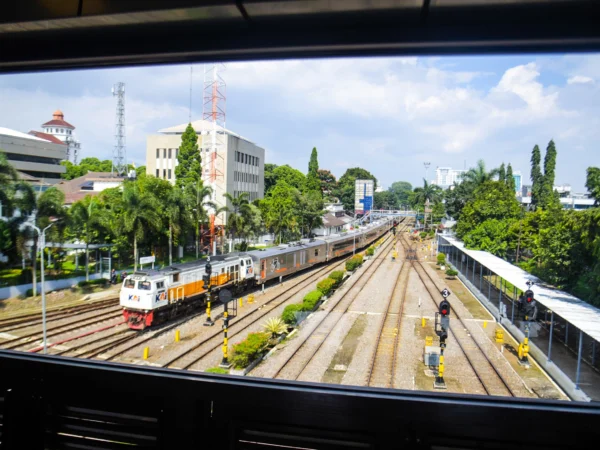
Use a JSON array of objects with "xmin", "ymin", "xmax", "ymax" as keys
[
  {"xmin": 124, "ymin": 279, "xmax": 135, "ymax": 288},
  {"xmin": 315, "ymin": 249, "xmax": 319, "ymax": 256},
  {"xmin": 157, "ymin": 281, "xmax": 164, "ymax": 289},
  {"xmin": 139, "ymin": 281, "xmax": 151, "ymax": 290},
  {"xmin": 240, "ymin": 260, "xmax": 244, "ymax": 267}
]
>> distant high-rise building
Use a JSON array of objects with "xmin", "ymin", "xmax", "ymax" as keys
[
  {"xmin": 512, "ymin": 170, "xmax": 522, "ymax": 194},
  {"xmin": 433, "ymin": 167, "xmax": 466, "ymax": 189}
]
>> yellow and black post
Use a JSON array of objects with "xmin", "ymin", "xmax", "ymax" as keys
[
  {"xmin": 220, "ymin": 307, "xmax": 231, "ymax": 368},
  {"xmin": 518, "ymin": 281, "xmax": 536, "ymax": 366},
  {"xmin": 203, "ymin": 257, "xmax": 214, "ymax": 327},
  {"xmin": 434, "ymin": 290, "xmax": 451, "ymax": 389}
]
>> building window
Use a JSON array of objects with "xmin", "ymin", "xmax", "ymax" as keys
[
  {"xmin": 168, "ymin": 169, "xmax": 172, "ymax": 179},
  {"xmin": 163, "ymin": 169, "xmax": 166, "ymax": 178},
  {"xmin": 175, "ymin": 149, "xmax": 179, "ymax": 159},
  {"xmin": 168, "ymin": 149, "xmax": 172, "ymax": 158},
  {"xmin": 156, "ymin": 149, "xmax": 159, "ymax": 158},
  {"xmin": 156, "ymin": 169, "xmax": 159, "ymax": 177},
  {"xmin": 257, "ymin": 157, "xmax": 260, "ymax": 166},
  {"xmin": 163, "ymin": 149, "xmax": 167, "ymax": 158}
]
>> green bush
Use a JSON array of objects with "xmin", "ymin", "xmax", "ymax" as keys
[
  {"xmin": 302, "ymin": 290, "xmax": 323, "ymax": 311},
  {"xmin": 366, "ymin": 246, "xmax": 375, "ymax": 257},
  {"xmin": 355, "ymin": 254, "xmax": 364, "ymax": 264},
  {"xmin": 419, "ymin": 231, "xmax": 428, "ymax": 239},
  {"xmin": 231, "ymin": 332, "xmax": 270, "ymax": 369},
  {"xmin": 78, "ymin": 278, "xmax": 108, "ymax": 288},
  {"xmin": 25, "ymin": 288, "xmax": 34, "ymax": 297},
  {"xmin": 437, "ymin": 253, "xmax": 446, "ymax": 265},
  {"xmin": 205, "ymin": 367, "xmax": 229, "ymax": 374},
  {"xmin": 345, "ymin": 255, "xmax": 364, "ymax": 272},
  {"xmin": 445, "ymin": 269, "xmax": 458, "ymax": 278},
  {"xmin": 316, "ymin": 278, "xmax": 336, "ymax": 296},
  {"xmin": 282, "ymin": 304, "xmax": 302, "ymax": 324},
  {"xmin": 328, "ymin": 270, "xmax": 345, "ymax": 287}
]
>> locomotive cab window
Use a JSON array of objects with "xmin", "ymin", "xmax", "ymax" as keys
[
  {"xmin": 172, "ymin": 273, "xmax": 180, "ymax": 283},
  {"xmin": 139, "ymin": 281, "xmax": 151, "ymax": 290},
  {"xmin": 156, "ymin": 281, "xmax": 164, "ymax": 289},
  {"xmin": 124, "ymin": 279, "xmax": 135, "ymax": 289}
]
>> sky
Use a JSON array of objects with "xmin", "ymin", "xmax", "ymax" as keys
[{"xmin": 1, "ymin": 53, "xmax": 599, "ymax": 192}]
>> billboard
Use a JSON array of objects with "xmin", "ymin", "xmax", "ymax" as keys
[{"xmin": 355, "ymin": 179, "xmax": 374, "ymax": 214}]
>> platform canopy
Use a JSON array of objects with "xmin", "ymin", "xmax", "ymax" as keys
[{"xmin": 440, "ymin": 235, "xmax": 600, "ymax": 343}]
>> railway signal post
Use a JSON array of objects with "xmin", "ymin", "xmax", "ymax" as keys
[
  {"xmin": 518, "ymin": 281, "xmax": 537, "ymax": 367},
  {"xmin": 219, "ymin": 289, "xmax": 234, "ymax": 368},
  {"xmin": 434, "ymin": 289, "xmax": 451, "ymax": 389},
  {"xmin": 203, "ymin": 257, "xmax": 214, "ymax": 326}
]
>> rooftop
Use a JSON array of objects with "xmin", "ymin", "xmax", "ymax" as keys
[
  {"xmin": 441, "ymin": 235, "xmax": 600, "ymax": 342},
  {"xmin": 157, "ymin": 119, "xmax": 256, "ymax": 145},
  {"xmin": 56, "ymin": 171, "xmax": 125, "ymax": 204},
  {"xmin": 0, "ymin": 127, "xmax": 49, "ymax": 142},
  {"xmin": 28, "ymin": 130, "xmax": 65, "ymax": 145}
]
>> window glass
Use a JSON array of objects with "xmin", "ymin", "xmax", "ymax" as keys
[
  {"xmin": 156, "ymin": 149, "xmax": 159, "ymax": 158},
  {"xmin": 240, "ymin": 260, "xmax": 244, "ymax": 266},
  {"xmin": 173, "ymin": 273, "xmax": 180, "ymax": 282},
  {"xmin": 156, "ymin": 169, "xmax": 159, "ymax": 177},
  {"xmin": 139, "ymin": 281, "xmax": 152, "ymax": 290},
  {"xmin": 157, "ymin": 281, "xmax": 164, "ymax": 289},
  {"xmin": 124, "ymin": 279, "xmax": 135, "ymax": 288}
]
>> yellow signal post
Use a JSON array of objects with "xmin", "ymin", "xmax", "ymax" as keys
[
  {"xmin": 495, "ymin": 328, "xmax": 504, "ymax": 343},
  {"xmin": 143, "ymin": 347, "xmax": 149, "ymax": 360},
  {"xmin": 219, "ymin": 309, "xmax": 232, "ymax": 368},
  {"xmin": 422, "ymin": 317, "xmax": 426, "ymax": 328},
  {"xmin": 175, "ymin": 330, "xmax": 181, "ymax": 342},
  {"xmin": 239, "ymin": 297, "xmax": 243, "ymax": 308},
  {"xmin": 483, "ymin": 321, "xmax": 487, "ymax": 329},
  {"xmin": 518, "ymin": 337, "xmax": 530, "ymax": 366}
]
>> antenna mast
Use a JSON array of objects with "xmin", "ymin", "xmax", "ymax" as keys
[
  {"xmin": 112, "ymin": 82, "xmax": 126, "ymax": 176},
  {"xmin": 202, "ymin": 64, "xmax": 226, "ymax": 255}
]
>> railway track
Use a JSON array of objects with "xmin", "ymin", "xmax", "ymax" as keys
[
  {"xmin": 0, "ymin": 297, "xmax": 119, "ymax": 330},
  {"xmin": 399, "ymin": 235, "xmax": 516, "ymax": 397},
  {"xmin": 366, "ymin": 242, "xmax": 410, "ymax": 388},
  {"xmin": 159, "ymin": 254, "xmax": 355, "ymax": 370},
  {"xmin": 270, "ymin": 229, "xmax": 404, "ymax": 381}
]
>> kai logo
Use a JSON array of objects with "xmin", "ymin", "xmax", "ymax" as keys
[
  {"xmin": 155, "ymin": 291, "xmax": 167, "ymax": 302},
  {"xmin": 128, "ymin": 294, "xmax": 140, "ymax": 302}
]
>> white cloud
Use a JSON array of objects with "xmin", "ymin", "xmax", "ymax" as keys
[{"xmin": 567, "ymin": 75, "xmax": 594, "ymax": 84}]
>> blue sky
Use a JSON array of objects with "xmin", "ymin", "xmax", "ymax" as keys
[{"xmin": 1, "ymin": 53, "xmax": 599, "ymax": 192}]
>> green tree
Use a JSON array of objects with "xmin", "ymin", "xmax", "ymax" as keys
[
  {"xmin": 185, "ymin": 181, "xmax": 215, "ymax": 259},
  {"xmin": 165, "ymin": 186, "xmax": 190, "ymax": 266},
  {"xmin": 69, "ymin": 196, "xmax": 106, "ymax": 281},
  {"xmin": 506, "ymin": 163, "xmax": 516, "ymax": 193},
  {"xmin": 260, "ymin": 181, "xmax": 297, "ymax": 243},
  {"xmin": 586, "ymin": 167, "xmax": 600, "ymax": 205},
  {"xmin": 272, "ymin": 165, "xmax": 306, "ymax": 192},
  {"xmin": 306, "ymin": 147, "xmax": 321, "ymax": 195},
  {"xmin": 462, "ymin": 218, "xmax": 516, "ymax": 258},
  {"xmin": 456, "ymin": 181, "xmax": 521, "ymax": 239},
  {"xmin": 498, "ymin": 163, "xmax": 506, "ymax": 183},
  {"xmin": 413, "ymin": 179, "xmax": 442, "ymax": 227},
  {"xmin": 317, "ymin": 169, "xmax": 337, "ymax": 199},
  {"xmin": 295, "ymin": 190, "xmax": 324, "ymax": 237},
  {"xmin": 444, "ymin": 181, "xmax": 473, "ymax": 219},
  {"xmin": 389, "ymin": 181, "xmax": 413, "ymax": 207},
  {"xmin": 224, "ymin": 192, "xmax": 252, "ymax": 248},
  {"xmin": 120, "ymin": 182, "xmax": 162, "ymax": 271},
  {"xmin": 460, "ymin": 159, "xmax": 499, "ymax": 187},
  {"xmin": 540, "ymin": 139, "xmax": 560, "ymax": 210},
  {"xmin": 374, "ymin": 191, "xmax": 394, "ymax": 209},
  {"xmin": 530, "ymin": 144, "xmax": 543, "ymax": 208},
  {"xmin": 264, "ymin": 163, "xmax": 278, "ymax": 195},
  {"xmin": 175, "ymin": 124, "xmax": 201, "ymax": 190},
  {"xmin": 335, "ymin": 167, "xmax": 378, "ymax": 211}
]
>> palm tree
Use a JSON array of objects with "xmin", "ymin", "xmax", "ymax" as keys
[
  {"xmin": 460, "ymin": 159, "xmax": 500, "ymax": 187},
  {"xmin": 223, "ymin": 192, "xmax": 252, "ymax": 250},
  {"xmin": 413, "ymin": 179, "xmax": 442, "ymax": 228},
  {"xmin": 165, "ymin": 187, "xmax": 189, "ymax": 266},
  {"xmin": 0, "ymin": 152, "xmax": 18, "ymax": 210},
  {"xmin": 120, "ymin": 183, "xmax": 162, "ymax": 272},
  {"xmin": 185, "ymin": 180, "xmax": 215, "ymax": 259},
  {"xmin": 70, "ymin": 196, "xmax": 105, "ymax": 281}
]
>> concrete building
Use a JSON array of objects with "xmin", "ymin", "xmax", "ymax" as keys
[
  {"xmin": 313, "ymin": 203, "xmax": 355, "ymax": 236},
  {"xmin": 512, "ymin": 170, "xmax": 522, "ymax": 194},
  {"xmin": 433, "ymin": 167, "xmax": 466, "ymax": 189},
  {"xmin": 146, "ymin": 119, "xmax": 265, "ymax": 224},
  {"xmin": 34, "ymin": 110, "xmax": 82, "ymax": 164},
  {"xmin": 0, "ymin": 127, "xmax": 67, "ymax": 186},
  {"xmin": 520, "ymin": 194, "xmax": 595, "ymax": 210}
]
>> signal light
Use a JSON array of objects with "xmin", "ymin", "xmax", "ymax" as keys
[
  {"xmin": 439, "ymin": 300, "xmax": 450, "ymax": 317},
  {"xmin": 525, "ymin": 289, "xmax": 534, "ymax": 303}
]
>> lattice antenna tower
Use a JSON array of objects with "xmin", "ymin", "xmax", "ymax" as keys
[
  {"xmin": 202, "ymin": 64, "xmax": 226, "ymax": 254},
  {"xmin": 112, "ymin": 82, "xmax": 127, "ymax": 176}
]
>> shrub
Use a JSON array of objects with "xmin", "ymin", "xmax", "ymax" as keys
[
  {"xmin": 262, "ymin": 317, "xmax": 287, "ymax": 337},
  {"xmin": 445, "ymin": 269, "xmax": 458, "ymax": 278},
  {"xmin": 205, "ymin": 367, "xmax": 229, "ymax": 374},
  {"xmin": 328, "ymin": 270, "xmax": 345, "ymax": 287},
  {"xmin": 282, "ymin": 304, "xmax": 302, "ymax": 324},
  {"xmin": 419, "ymin": 231, "xmax": 427, "ymax": 239},
  {"xmin": 316, "ymin": 278, "xmax": 336, "ymax": 296},
  {"xmin": 25, "ymin": 288, "xmax": 34, "ymax": 297},
  {"xmin": 366, "ymin": 246, "xmax": 375, "ymax": 257},
  {"xmin": 231, "ymin": 332, "xmax": 270, "ymax": 369},
  {"xmin": 437, "ymin": 253, "xmax": 446, "ymax": 265},
  {"xmin": 345, "ymin": 259, "xmax": 358, "ymax": 272},
  {"xmin": 354, "ymin": 254, "xmax": 364, "ymax": 265},
  {"xmin": 78, "ymin": 278, "xmax": 108, "ymax": 288},
  {"xmin": 302, "ymin": 290, "xmax": 323, "ymax": 311}
]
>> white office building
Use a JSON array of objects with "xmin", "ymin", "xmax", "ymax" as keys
[{"xmin": 433, "ymin": 167, "xmax": 466, "ymax": 189}]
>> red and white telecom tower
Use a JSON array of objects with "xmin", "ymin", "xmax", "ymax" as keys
[{"xmin": 202, "ymin": 63, "xmax": 226, "ymax": 255}]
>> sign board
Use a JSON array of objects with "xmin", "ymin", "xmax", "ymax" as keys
[
  {"xmin": 441, "ymin": 288, "xmax": 450, "ymax": 298},
  {"xmin": 140, "ymin": 256, "xmax": 155, "ymax": 265},
  {"xmin": 219, "ymin": 288, "xmax": 233, "ymax": 304},
  {"xmin": 354, "ymin": 179, "xmax": 374, "ymax": 215}
]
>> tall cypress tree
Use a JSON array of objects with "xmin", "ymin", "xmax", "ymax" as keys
[
  {"xmin": 175, "ymin": 123, "xmax": 201, "ymax": 190},
  {"xmin": 506, "ymin": 163, "xmax": 515, "ymax": 193},
  {"xmin": 541, "ymin": 139, "xmax": 559, "ymax": 209},
  {"xmin": 530, "ymin": 145, "xmax": 542, "ymax": 208},
  {"xmin": 498, "ymin": 163, "xmax": 506, "ymax": 183},
  {"xmin": 306, "ymin": 147, "xmax": 321, "ymax": 195}
]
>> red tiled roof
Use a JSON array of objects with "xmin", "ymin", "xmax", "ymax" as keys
[
  {"xmin": 41, "ymin": 119, "xmax": 75, "ymax": 128},
  {"xmin": 56, "ymin": 172, "xmax": 124, "ymax": 205},
  {"xmin": 28, "ymin": 131, "xmax": 66, "ymax": 145}
]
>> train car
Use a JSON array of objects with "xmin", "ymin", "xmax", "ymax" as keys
[
  {"xmin": 251, "ymin": 239, "xmax": 328, "ymax": 285},
  {"xmin": 120, "ymin": 253, "xmax": 255, "ymax": 329}
]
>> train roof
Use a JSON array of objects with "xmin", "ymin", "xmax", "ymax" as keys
[{"xmin": 130, "ymin": 252, "xmax": 251, "ymax": 278}]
